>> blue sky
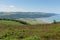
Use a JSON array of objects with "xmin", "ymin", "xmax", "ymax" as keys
[{"xmin": 0, "ymin": 0, "xmax": 60, "ymax": 14}]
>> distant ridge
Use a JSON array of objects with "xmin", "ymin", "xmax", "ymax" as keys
[
  {"xmin": 0, "ymin": 12, "xmax": 57, "ymax": 24},
  {"xmin": 0, "ymin": 12, "xmax": 56, "ymax": 19}
]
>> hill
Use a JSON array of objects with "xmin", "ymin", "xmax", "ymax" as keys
[
  {"xmin": 0, "ymin": 12, "xmax": 56, "ymax": 19},
  {"xmin": 0, "ymin": 20, "xmax": 60, "ymax": 40},
  {"xmin": 19, "ymin": 18, "xmax": 49, "ymax": 25}
]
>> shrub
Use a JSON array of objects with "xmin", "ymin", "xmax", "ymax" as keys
[{"xmin": 22, "ymin": 35, "xmax": 40, "ymax": 40}]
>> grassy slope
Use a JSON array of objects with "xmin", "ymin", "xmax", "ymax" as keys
[
  {"xmin": 19, "ymin": 18, "xmax": 49, "ymax": 25},
  {"xmin": 0, "ymin": 20, "xmax": 60, "ymax": 40}
]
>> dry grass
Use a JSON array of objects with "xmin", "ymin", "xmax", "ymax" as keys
[{"xmin": 0, "ymin": 20, "xmax": 60, "ymax": 40}]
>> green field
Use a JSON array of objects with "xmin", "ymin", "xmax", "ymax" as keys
[{"xmin": 0, "ymin": 20, "xmax": 60, "ymax": 40}]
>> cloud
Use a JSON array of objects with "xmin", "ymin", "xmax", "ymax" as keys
[
  {"xmin": 9, "ymin": 5, "xmax": 15, "ymax": 8},
  {"xmin": 0, "ymin": 4, "xmax": 26, "ymax": 12}
]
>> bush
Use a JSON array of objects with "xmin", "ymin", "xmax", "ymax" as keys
[{"xmin": 23, "ymin": 35, "xmax": 40, "ymax": 40}]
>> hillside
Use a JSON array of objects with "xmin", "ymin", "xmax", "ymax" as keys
[
  {"xmin": 19, "ymin": 18, "xmax": 49, "ymax": 25},
  {"xmin": 0, "ymin": 20, "xmax": 60, "ymax": 40}
]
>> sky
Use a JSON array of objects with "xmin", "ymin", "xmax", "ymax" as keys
[{"xmin": 0, "ymin": 0, "xmax": 60, "ymax": 14}]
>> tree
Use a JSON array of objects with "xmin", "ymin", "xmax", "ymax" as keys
[{"xmin": 53, "ymin": 20, "xmax": 57, "ymax": 24}]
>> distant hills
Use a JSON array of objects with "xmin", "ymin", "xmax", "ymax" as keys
[
  {"xmin": 0, "ymin": 12, "xmax": 56, "ymax": 19},
  {"xmin": 0, "ymin": 12, "xmax": 57, "ymax": 24}
]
